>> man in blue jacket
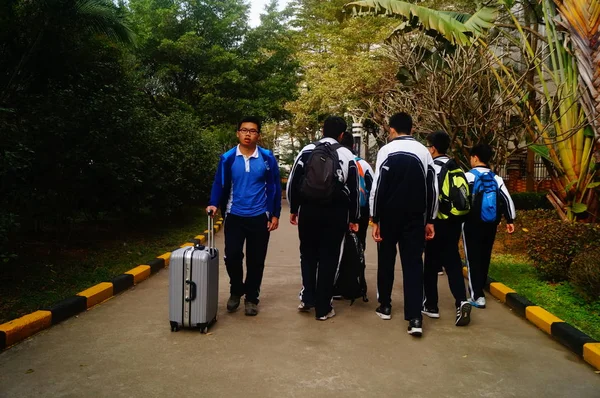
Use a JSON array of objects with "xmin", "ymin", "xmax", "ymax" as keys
[{"xmin": 206, "ymin": 116, "xmax": 281, "ymax": 316}]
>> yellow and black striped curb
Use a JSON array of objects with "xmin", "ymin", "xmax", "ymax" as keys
[
  {"xmin": 0, "ymin": 217, "xmax": 224, "ymax": 352},
  {"xmin": 461, "ymin": 266, "xmax": 600, "ymax": 371}
]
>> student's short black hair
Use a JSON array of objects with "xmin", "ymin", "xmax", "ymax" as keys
[
  {"xmin": 426, "ymin": 130, "xmax": 450, "ymax": 154},
  {"xmin": 340, "ymin": 131, "xmax": 355, "ymax": 151},
  {"xmin": 389, "ymin": 112, "xmax": 412, "ymax": 135},
  {"xmin": 237, "ymin": 116, "xmax": 262, "ymax": 133},
  {"xmin": 323, "ymin": 116, "xmax": 347, "ymax": 139},
  {"xmin": 470, "ymin": 143, "xmax": 494, "ymax": 164}
]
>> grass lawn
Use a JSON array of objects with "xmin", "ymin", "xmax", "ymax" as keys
[
  {"xmin": 0, "ymin": 207, "xmax": 209, "ymax": 324},
  {"xmin": 490, "ymin": 254, "xmax": 600, "ymax": 341}
]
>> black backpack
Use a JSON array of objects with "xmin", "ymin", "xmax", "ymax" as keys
[
  {"xmin": 333, "ymin": 232, "xmax": 368, "ymax": 304},
  {"xmin": 300, "ymin": 141, "xmax": 343, "ymax": 204}
]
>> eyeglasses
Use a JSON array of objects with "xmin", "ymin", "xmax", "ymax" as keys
[{"xmin": 238, "ymin": 128, "xmax": 259, "ymax": 136}]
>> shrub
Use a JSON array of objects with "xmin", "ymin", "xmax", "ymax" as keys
[
  {"xmin": 496, "ymin": 209, "xmax": 557, "ymax": 255},
  {"xmin": 527, "ymin": 220, "xmax": 600, "ymax": 282},
  {"xmin": 511, "ymin": 192, "xmax": 553, "ymax": 210},
  {"xmin": 569, "ymin": 245, "xmax": 600, "ymax": 301}
]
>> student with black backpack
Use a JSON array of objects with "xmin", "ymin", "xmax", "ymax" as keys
[
  {"xmin": 464, "ymin": 143, "xmax": 516, "ymax": 309},
  {"xmin": 286, "ymin": 116, "xmax": 360, "ymax": 321},
  {"xmin": 422, "ymin": 131, "xmax": 472, "ymax": 326}
]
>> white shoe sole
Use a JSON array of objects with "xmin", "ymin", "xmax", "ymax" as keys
[
  {"xmin": 421, "ymin": 310, "xmax": 440, "ymax": 319},
  {"xmin": 408, "ymin": 327, "xmax": 423, "ymax": 336},
  {"xmin": 316, "ymin": 310, "xmax": 335, "ymax": 321},
  {"xmin": 470, "ymin": 300, "xmax": 486, "ymax": 309},
  {"xmin": 376, "ymin": 312, "xmax": 391, "ymax": 320},
  {"xmin": 298, "ymin": 303, "xmax": 313, "ymax": 312}
]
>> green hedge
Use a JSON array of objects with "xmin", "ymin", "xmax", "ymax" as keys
[
  {"xmin": 570, "ymin": 245, "xmax": 600, "ymax": 301},
  {"xmin": 511, "ymin": 192, "xmax": 553, "ymax": 210},
  {"xmin": 527, "ymin": 220, "xmax": 600, "ymax": 284}
]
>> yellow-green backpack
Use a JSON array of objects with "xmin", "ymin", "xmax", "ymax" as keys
[{"xmin": 435, "ymin": 158, "xmax": 470, "ymax": 219}]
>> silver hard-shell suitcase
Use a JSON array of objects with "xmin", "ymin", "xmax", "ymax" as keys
[{"xmin": 169, "ymin": 214, "xmax": 219, "ymax": 333}]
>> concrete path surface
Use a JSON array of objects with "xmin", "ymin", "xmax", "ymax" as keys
[{"xmin": 1, "ymin": 204, "xmax": 599, "ymax": 397}]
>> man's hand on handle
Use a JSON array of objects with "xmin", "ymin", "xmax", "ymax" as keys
[
  {"xmin": 349, "ymin": 223, "xmax": 359, "ymax": 232},
  {"xmin": 506, "ymin": 223, "xmax": 515, "ymax": 234},
  {"xmin": 206, "ymin": 206, "xmax": 217, "ymax": 217}
]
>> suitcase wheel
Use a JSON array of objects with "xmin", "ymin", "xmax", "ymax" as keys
[{"xmin": 170, "ymin": 321, "xmax": 180, "ymax": 332}]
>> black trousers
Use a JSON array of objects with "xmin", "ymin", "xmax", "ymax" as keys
[
  {"xmin": 298, "ymin": 205, "xmax": 347, "ymax": 318},
  {"xmin": 357, "ymin": 206, "xmax": 370, "ymax": 253},
  {"xmin": 463, "ymin": 221, "xmax": 497, "ymax": 300},
  {"xmin": 424, "ymin": 219, "xmax": 467, "ymax": 309},
  {"xmin": 224, "ymin": 213, "xmax": 270, "ymax": 304},
  {"xmin": 377, "ymin": 214, "xmax": 425, "ymax": 321}
]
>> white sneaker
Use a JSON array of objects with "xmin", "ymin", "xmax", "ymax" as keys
[
  {"xmin": 297, "ymin": 302, "xmax": 313, "ymax": 312},
  {"xmin": 316, "ymin": 309, "xmax": 335, "ymax": 321},
  {"xmin": 470, "ymin": 297, "xmax": 486, "ymax": 308}
]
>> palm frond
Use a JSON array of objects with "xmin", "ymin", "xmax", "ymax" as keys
[
  {"xmin": 552, "ymin": 0, "xmax": 600, "ymax": 139},
  {"xmin": 76, "ymin": 0, "xmax": 136, "ymax": 45},
  {"xmin": 343, "ymin": 0, "xmax": 498, "ymax": 45}
]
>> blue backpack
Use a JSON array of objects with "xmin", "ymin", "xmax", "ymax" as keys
[{"xmin": 470, "ymin": 169, "xmax": 498, "ymax": 223}]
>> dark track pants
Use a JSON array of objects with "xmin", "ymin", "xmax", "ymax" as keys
[
  {"xmin": 298, "ymin": 205, "xmax": 348, "ymax": 318},
  {"xmin": 463, "ymin": 221, "xmax": 497, "ymax": 300},
  {"xmin": 377, "ymin": 215, "xmax": 425, "ymax": 321},
  {"xmin": 357, "ymin": 206, "xmax": 370, "ymax": 253},
  {"xmin": 224, "ymin": 213, "xmax": 270, "ymax": 304},
  {"xmin": 424, "ymin": 219, "xmax": 467, "ymax": 309}
]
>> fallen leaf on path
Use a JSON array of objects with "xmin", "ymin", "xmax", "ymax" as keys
[
  {"xmin": 25, "ymin": 369, "xmax": 34, "ymax": 374},
  {"xmin": 462, "ymin": 355, "xmax": 468, "ymax": 358}
]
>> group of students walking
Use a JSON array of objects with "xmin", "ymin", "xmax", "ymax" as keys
[{"xmin": 207, "ymin": 113, "xmax": 515, "ymax": 337}]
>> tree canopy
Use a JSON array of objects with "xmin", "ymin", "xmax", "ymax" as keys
[{"xmin": 0, "ymin": 0, "xmax": 300, "ymax": 258}]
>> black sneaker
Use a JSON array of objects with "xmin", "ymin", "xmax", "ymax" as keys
[
  {"xmin": 227, "ymin": 294, "xmax": 241, "ymax": 312},
  {"xmin": 375, "ymin": 305, "xmax": 392, "ymax": 320},
  {"xmin": 421, "ymin": 306, "xmax": 440, "ymax": 319},
  {"xmin": 407, "ymin": 319, "xmax": 423, "ymax": 337},
  {"xmin": 455, "ymin": 301, "xmax": 472, "ymax": 326}
]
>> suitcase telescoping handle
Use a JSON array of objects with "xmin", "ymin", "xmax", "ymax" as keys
[
  {"xmin": 207, "ymin": 210, "xmax": 215, "ymax": 254},
  {"xmin": 185, "ymin": 280, "xmax": 197, "ymax": 302}
]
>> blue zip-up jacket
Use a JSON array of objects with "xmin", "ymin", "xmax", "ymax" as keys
[{"xmin": 209, "ymin": 146, "xmax": 282, "ymax": 219}]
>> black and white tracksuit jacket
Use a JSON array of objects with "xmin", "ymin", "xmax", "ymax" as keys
[
  {"xmin": 369, "ymin": 136, "xmax": 438, "ymax": 223},
  {"xmin": 286, "ymin": 137, "xmax": 360, "ymax": 222}
]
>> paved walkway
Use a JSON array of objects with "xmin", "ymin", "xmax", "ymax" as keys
[{"xmin": 1, "ymin": 204, "xmax": 599, "ymax": 397}]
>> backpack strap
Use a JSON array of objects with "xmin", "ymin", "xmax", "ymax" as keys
[
  {"xmin": 434, "ymin": 159, "xmax": 450, "ymax": 195},
  {"xmin": 355, "ymin": 157, "xmax": 364, "ymax": 176},
  {"xmin": 329, "ymin": 142, "xmax": 342, "ymax": 151}
]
